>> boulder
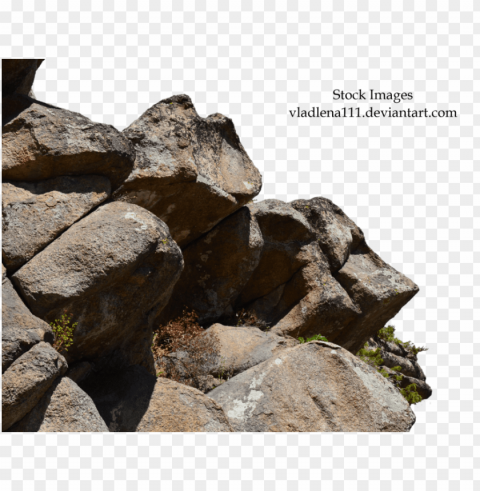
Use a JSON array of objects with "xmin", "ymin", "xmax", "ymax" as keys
[
  {"xmin": 2, "ymin": 277, "xmax": 53, "ymax": 373},
  {"xmin": 380, "ymin": 366, "xmax": 432, "ymax": 400},
  {"xmin": 291, "ymin": 197, "xmax": 365, "ymax": 274},
  {"xmin": 208, "ymin": 341, "xmax": 416, "ymax": 432},
  {"xmin": 2, "ymin": 59, "xmax": 44, "ymax": 96},
  {"xmin": 2, "ymin": 176, "xmax": 111, "ymax": 273},
  {"xmin": 333, "ymin": 242, "xmax": 419, "ymax": 353},
  {"xmin": 2, "ymin": 342, "xmax": 68, "ymax": 431},
  {"xmin": 112, "ymin": 94, "xmax": 262, "ymax": 247},
  {"xmin": 11, "ymin": 202, "xmax": 184, "ymax": 373},
  {"xmin": 2, "ymin": 99, "xmax": 135, "ymax": 190},
  {"xmin": 8, "ymin": 376, "xmax": 109, "ymax": 432},
  {"xmin": 158, "ymin": 206, "xmax": 263, "ymax": 325},
  {"xmin": 81, "ymin": 365, "xmax": 232, "ymax": 432}
]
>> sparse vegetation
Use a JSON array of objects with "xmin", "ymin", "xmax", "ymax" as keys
[
  {"xmin": 377, "ymin": 325, "xmax": 428, "ymax": 357},
  {"xmin": 50, "ymin": 311, "xmax": 77, "ymax": 353},
  {"xmin": 298, "ymin": 334, "xmax": 329, "ymax": 343}
]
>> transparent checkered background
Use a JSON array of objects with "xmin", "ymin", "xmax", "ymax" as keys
[{"xmin": 1, "ymin": 0, "xmax": 479, "ymax": 489}]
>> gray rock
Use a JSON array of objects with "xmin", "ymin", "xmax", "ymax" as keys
[
  {"xmin": 112, "ymin": 94, "xmax": 262, "ymax": 247},
  {"xmin": 2, "ymin": 277, "xmax": 53, "ymax": 373},
  {"xmin": 157, "ymin": 206, "xmax": 263, "ymax": 325},
  {"xmin": 2, "ymin": 99, "xmax": 135, "ymax": 190},
  {"xmin": 2, "ymin": 59, "xmax": 44, "ymax": 96},
  {"xmin": 2, "ymin": 176, "xmax": 111, "ymax": 273},
  {"xmin": 81, "ymin": 365, "xmax": 232, "ymax": 432},
  {"xmin": 2, "ymin": 342, "xmax": 67, "ymax": 431},
  {"xmin": 209, "ymin": 341, "xmax": 416, "ymax": 432},
  {"xmin": 12, "ymin": 202, "xmax": 184, "ymax": 373},
  {"xmin": 9, "ymin": 376, "xmax": 108, "ymax": 432}
]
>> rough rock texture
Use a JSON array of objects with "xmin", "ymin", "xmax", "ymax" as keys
[
  {"xmin": 9, "ymin": 376, "xmax": 109, "ymax": 432},
  {"xmin": 2, "ymin": 99, "xmax": 135, "ymax": 190},
  {"xmin": 2, "ymin": 342, "xmax": 68, "ymax": 431},
  {"xmin": 112, "ymin": 94, "xmax": 262, "ymax": 247},
  {"xmin": 2, "ymin": 59, "xmax": 44, "ymax": 96},
  {"xmin": 236, "ymin": 200, "xmax": 318, "ymax": 307},
  {"xmin": 203, "ymin": 324, "xmax": 299, "ymax": 377},
  {"xmin": 2, "ymin": 276, "xmax": 53, "ymax": 373},
  {"xmin": 332, "ymin": 242, "xmax": 419, "ymax": 354},
  {"xmin": 158, "ymin": 206, "xmax": 263, "ymax": 325},
  {"xmin": 209, "ymin": 341, "xmax": 416, "ymax": 432},
  {"xmin": 81, "ymin": 365, "xmax": 232, "ymax": 432},
  {"xmin": 2, "ymin": 176, "xmax": 111, "ymax": 272},
  {"xmin": 12, "ymin": 202, "xmax": 184, "ymax": 373}
]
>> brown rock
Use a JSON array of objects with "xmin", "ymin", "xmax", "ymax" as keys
[
  {"xmin": 2, "ymin": 176, "xmax": 111, "ymax": 273},
  {"xmin": 158, "ymin": 206, "xmax": 263, "ymax": 325},
  {"xmin": 2, "ymin": 277, "xmax": 53, "ymax": 373},
  {"xmin": 2, "ymin": 99, "xmax": 135, "ymax": 190},
  {"xmin": 12, "ymin": 202, "xmax": 184, "ymax": 373},
  {"xmin": 2, "ymin": 59, "xmax": 44, "ymax": 96},
  {"xmin": 380, "ymin": 366, "xmax": 432, "ymax": 400},
  {"xmin": 112, "ymin": 94, "xmax": 262, "ymax": 247},
  {"xmin": 8, "ymin": 376, "xmax": 108, "ymax": 432},
  {"xmin": 209, "ymin": 341, "xmax": 416, "ymax": 432},
  {"xmin": 2, "ymin": 342, "xmax": 67, "ymax": 431}
]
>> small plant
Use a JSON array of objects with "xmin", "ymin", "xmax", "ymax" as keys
[
  {"xmin": 298, "ymin": 334, "xmax": 329, "ymax": 343},
  {"xmin": 50, "ymin": 310, "xmax": 77, "ymax": 353},
  {"xmin": 400, "ymin": 383, "xmax": 423, "ymax": 405},
  {"xmin": 377, "ymin": 325, "xmax": 428, "ymax": 357}
]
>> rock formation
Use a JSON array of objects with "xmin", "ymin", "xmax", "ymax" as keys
[{"xmin": 2, "ymin": 59, "xmax": 427, "ymax": 433}]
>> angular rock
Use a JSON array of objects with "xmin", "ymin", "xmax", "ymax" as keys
[
  {"xmin": 2, "ymin": 277, "xmax": 53, "ymax": 373},
  {"xmin": 2, "ymin": 59, "xmax": 44, "ymax": 96},
  {"xmin": 2, "ymin": 99, "xmax": 135, "ymax": 190},
  {"xmin": 291, "ymin": 197, "xmax": 365, "ymax": 274},
  {"xmin": 2, "ymin": 342, "xmax": 67, "ymax": 431},
  {"xmin": 158, "ymin": 206, "xmax": 263, "ymax": 325},
  {"xmin": 209, "ymin": 341, "xmax": 415, "ymax": 432},
  {"xmin": 81, "ymin": 365, "xmax": 232, "ymax": 432},
  {"xmin": 333, "ymin": 242, "xmax": 419, "ymax": 354},
  {"xmin": 9, "ymin": 376, "xmax": 108, "ymax": 432},
  {"xmin": 12, "ymin": 202, "xmax": 184, "ymax": 373},
  {"xmin": 112, "ymin": 94, "xmax": 262, "ymax": 247},
  {"xmin": 2, "ymin": 176, "xmax": 111, "ymax": 272}
]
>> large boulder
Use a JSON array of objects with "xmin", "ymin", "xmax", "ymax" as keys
[
  {"xmin": 81, "ymin": 365, "xmax": 232, "ymax": 432},
  {"xmin": 209, "ymin": 341, "xmax": 416, "ymax": 432},
  {"xmin": 9, "ymin": 376, "xmax": 108, "ymax": 432},
  {"xmin": 112, "ymin": 94, "xmax": 262, "ymax": 247},
  {"xmin": 2, "ymin": 277, "xmax": 53, "ymax": 373},
  {"xmin": 2, "ymin": 342, "xmax": 68, "ymax": 431},
  {"xmin": 2, "ymin": 59, "xmax": 44, "ymax": 96},
  {"xmin": 2, "ymin": 99, "xmax": 135, "ymax": 190},
  {"xmin": 2, "ymin": 176, "xmax": 111, "ymax": 273},
  {"xmin": 157, "ymin": 206, "xmax": 263, "ymax": 325},
  {"xmin": 11, "ymin": 202, "xmax": 184, "ymax": 373}
]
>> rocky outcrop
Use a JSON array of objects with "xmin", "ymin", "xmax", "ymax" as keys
[
  {"xmin": 112, "ymin": 94, "xmax": 262, "ymax": 247},
  {"xmin": 209, "ymin": 341, "xmax": 416, "ymax": 432},
  {"xmin": 81, "ymin": 365, "xmax": 232, "ymax": 432},
  {"xmin": 12, "ymin": 202, "xmax": 184, "ymax": 373},
  {"xmin": 2, "ymin": 342, "xmax": 68, "ymax": 431},
  {"xmin": 2, "ymin": 176, "xmax": 111, "ymax": 272},
  {"xmin": 9, "ymin": 376, "xmax": 108, "ymax": 432},
  {"xmin": 2, "ymin": 99, "xmax": 135, "ymax": 190},
  {"xmin": 157, "ymin": 206, "xmax": 263, "ymax": 325},
  {"xmin": 2, "ymin": 277, "xmax": 53, "ymax": 373},
  {"xmin": 2, "ymin": 59, "xmax": 44, "ymax": 96}
]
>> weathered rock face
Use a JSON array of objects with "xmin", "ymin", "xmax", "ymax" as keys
[
  {"xmin": 112, "ymin": 94, "xmax": 262, "ymax": 247},
  {"xmin": 158, "ymin": 206, "xmax": 263, "ymax": 325},
  {"xmin": 2, "ymin": 342, "xmax": 68, "ymax": 431},
  {"xmin": 2, "ymin": 276, "xmax": 54, "ymax": 373},
  {"xmin": 209, "ymin": 341, "xmax": 416, "ymax": 432},
  {"xmin": 332, "ymin": 242, "xmax": 419, "ymax": 354},
  {"xmin": 2, "ymin": 99, "xmax": 135, "ymax": 190},
  {"xmin": 81, "ymin": 365, "xmax": 232, "ymax": 432},
  {"xmin": 2, "ymin": 59, "xmax": 44, "ymax": 96},
  {"xmin": 2, "ymin": 176, "xmax": 111, "ymax": 273},
  {"xmin": 9, "ymin": 376, "xmax": 109, "ymax": 432},
  {"xmin": 11, "ymin": 202, "xmax": 184, "ymax": 373}
]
